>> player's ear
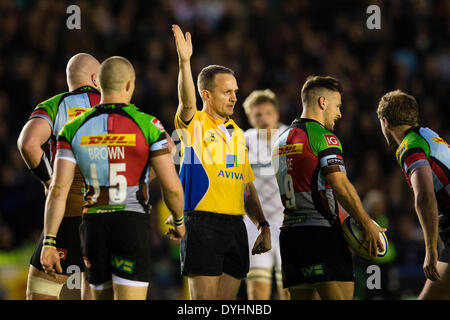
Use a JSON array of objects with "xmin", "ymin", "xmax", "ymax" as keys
[
  {"xmin": 125, "ymin": 80, "xmax": 131, "ymax": 92},
  {"xmin": 318, "ymin": 96, "xmax": 326, "ymax": 110},
  {"xmin": 382, "ymin": 116, "xmax": 390, "ymax": 128},
  {"xmin": 91, "ymin": 73, "xmax": 98, "ymax": 89}
]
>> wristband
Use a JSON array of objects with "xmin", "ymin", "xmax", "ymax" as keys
[
  {"xmin": 258, "ymin": 221, "xmax": 270, "ymax": 230},
  {"xmin": 31, "ymin": 153, "xmax": 52, "ymax": 183},
  {"xmin": 174, "ymin": 216, "xmax": 184, "ymax": 226},
  {"xmin": 43, "ymin": 234, "xmax": 57, "ymax": 248}
]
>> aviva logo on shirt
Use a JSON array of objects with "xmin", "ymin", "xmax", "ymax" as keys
[{"xmin": 218, "ymin": 170, "xmax": 244, "ymax": 180}]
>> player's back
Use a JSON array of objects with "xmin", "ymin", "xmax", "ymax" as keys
[
  {"xmin": 57, "ymin": 103, "xmax": 168, "ymax": 214},
  {"xmin": 30, "ymin": 86, "xmax": 101, "ymax": 216},
  {"xmin": 272, "ymin": 118, "xmax": 346, "ymax": 228},
  {"xmin": 396, "ymin": 126, "xmax": 450, "ymax": 215}
]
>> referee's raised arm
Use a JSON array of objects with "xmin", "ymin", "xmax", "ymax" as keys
[{"xmin": 172, "ymin": 24, "xmax": 196, "ymax": 123}]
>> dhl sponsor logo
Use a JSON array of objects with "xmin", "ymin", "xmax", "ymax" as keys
[
  {"xmin": 273, "ymin": 143, "xmax": 303, "ymax": 157},
  {"xmin": 80, "ymin": 134, "xmax": 136, "ymax": 146},
  {"xmin": 67, "ymin": 108, "xmax": 90, "ymax": 119}
]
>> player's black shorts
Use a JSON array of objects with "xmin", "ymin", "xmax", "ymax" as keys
[
  {"xmin": 279, "ymin": 224, "xmax": 354, "ymax": 288},
  {"xmin": 30, "ymin": 216, "xmax": 84, "ymax": 274},
  {"xmin": 438, "ymin": 216, "xmax": 450, "ymax": 263},
  {"xmin": 180, "ymin": 211, "xmax": 249, "ymax": 279},
  {"xmin": 79, "ymin": 211, "xmax": 151, "ymax": 285}
]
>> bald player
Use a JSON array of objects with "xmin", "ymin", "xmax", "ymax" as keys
[
  {"xmin": 18, "ymin": 53, "xmax": 101, "ymax": 300},
  {"xmin": 40, "ymin": 56, "xmax": 185, "ymax": 300}
]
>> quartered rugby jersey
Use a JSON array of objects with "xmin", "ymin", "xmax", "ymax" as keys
[
  {"xmin": 30, "ymin": 86, "xmax": 100, "ymax": 217},
  {"xmin": 57, "ymin": 103, "xmax": 169, "ymax": 214},
  {"xmin": 175, "ymin": 110, "xmax": 255, "ymax": 215},
  {"xmin": 272, "ymin": 118, "xmax": 346, "ymax": 227},
  {"xmin": 396, "ymin": 126, "xmax": 450, "ymax": 220},
  {"xmin": 245, "ymin": 124, "xmax": 288, "ymax": 226}
]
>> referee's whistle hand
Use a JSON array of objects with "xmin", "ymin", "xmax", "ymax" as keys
[{"xmin": 40, "ymin": 247, "xmax": 63, "ymax": 278}]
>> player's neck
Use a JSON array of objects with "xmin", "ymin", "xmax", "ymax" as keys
[
  {"xmin": 68, "ymin": 82, "xmax": 93, "ymax": 92},
  {"xmin": 100, "ymin": 91, "xmax": 130, "ymax": 105},
  {"xmin": 300, "ymin": 110, "xmax": 324, "ymax": 127},
  {"xmin": 391, "ymin": 125, "xmax": 413, "ymax": 145}
]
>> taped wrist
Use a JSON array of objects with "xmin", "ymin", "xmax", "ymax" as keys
[
  {"xmin": 43, "ymin": 234, "xmax": 57, "ymax": 248},
  {"xmin": 174, "ymin": 216, "xmax": 184, "ymax": 226},
  {"xmin": 31, "ymin": 153, "xmax": 52, "ymax": 183}
]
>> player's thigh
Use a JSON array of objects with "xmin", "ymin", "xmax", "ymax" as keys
[
  {"xmin": 91, "ymin": 282, "xmax": 114, "ymax": 300},
  {"xmin": 277, "ymin": 283, "xmax": 290, "ymax": 300},
  {"xmin": 111, "ymin": 274, "xmax": 149, "ymax": 300},
  {"xmin": 26, "ymin": 265, "xmax": 68, "ymax": 300},
  {"xmin": 289, "ymin": 283, "xmax": 320, "ymax": 300},
  {"xmin": 246, "ymin": 267, "xmax": 272, "ymax": 300},
  {"xmin": 247, "ymin": 279, "xmax": 272, "ymax": 300},
  {"xmin": 418, "ymin": 262, "xmax": 450, "ymax": 300},
  {"xmin": 217, "ymin": 272, "xmax": 242, "ymax": 300},
  {"xmin": 187, "ymin": 274, "xmax": 221, "ymax": 300},
  {"xmin": 314, "ymin": 281, "xmax": 354, "ymax": 300},
  {"xmin": 80, "ymin": 272, "xmax": 93, "ymax": 300}
]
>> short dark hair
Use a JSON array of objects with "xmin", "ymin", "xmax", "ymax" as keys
[
  {"xmin": 377, "ymin": 90, "xmax": 419, "ymax": 126},
  {"xmin": 301, "ymin": 75, "xmax": 343, "ymax": 106},
  {"xmin": 197, "ymin": 65, "xmax": 234, "ymax": 96}
]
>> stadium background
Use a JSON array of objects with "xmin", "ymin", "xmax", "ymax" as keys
[{"xmin": 0, "ymin": 0, "xmax": 448, "ymax": 299}]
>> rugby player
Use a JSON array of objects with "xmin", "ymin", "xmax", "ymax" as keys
[
  {"xmin": 17, "ymin": 53, "xmax": 100, "ymax": 300},
  {"xmin": 242, "ymin": 89, "xmax": 289, "ymax": 300},
  {"xmin": 172, "ymin": 24, "xmax": 271, "ymax": 300},
  {"xmin": 377, "ymin": 90, "xmax": 450, "ymax": 299},
  {"xmin": 271, "ymin": 76, "xmax": 385, "ymax": 300},
  {"xmin": 40, "ymin": 56, "xmax": 185, "ymax": 300}
]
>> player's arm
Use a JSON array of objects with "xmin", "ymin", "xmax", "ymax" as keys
[
  {"xmin": 244, "ymin": 182, "xmax": 271, "ymax": 255},
  {"xmin": 410, "ymin": 164, "xmax": 440, "ymax": 281},
  {"xmin": 150, "ymin": 152, "xmax": 185, "ymax": 240},
  {"xmin": 172, "ymin": 24, "xmax": 196, "ymax": 123},
  {"xmin": 40, "ymin": 158, "xmax": 76, "ymax": 277},
  {"xmin": 17, "ymin": 118, "xmax": 52, "ymax": 187},
  {"xmin": 326, "ymin": 171, "xmax": 386, "ymax": 256}
]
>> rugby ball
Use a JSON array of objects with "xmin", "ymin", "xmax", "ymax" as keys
[{"xmin": 341, "ymin": 215, "xmax": 388, "ymax": 262}]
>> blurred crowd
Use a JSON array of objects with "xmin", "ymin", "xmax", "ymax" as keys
[{"xmin": 0, "ymin": 0, "xmax": 448, "ymax": 299}]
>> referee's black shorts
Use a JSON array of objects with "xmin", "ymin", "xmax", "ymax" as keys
[
  {"xmin": 181, "ymin": 211, "xmax": 249, "ymax": 279},
  {"xmin": 79, "ymin": 211, "xmax": 151, "ymax": 285},
  {"xmin": 30, "ymin": 216, "xmax": 84, "ymax": 273},
  {"xmin": 280, "ymin": 224, "xmax": 354, "ymax": 288}
]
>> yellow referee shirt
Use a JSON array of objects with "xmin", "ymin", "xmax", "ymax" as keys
[{"xmin": 175, "ymin": 110, "xmax": 255, "ymax": 215}]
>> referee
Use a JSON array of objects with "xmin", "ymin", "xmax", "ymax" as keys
[{"xmin": 172, "ymin": 25, "xmax": 271, "ymax": 300}]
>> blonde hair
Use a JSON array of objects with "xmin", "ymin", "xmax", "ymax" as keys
[{"xmin": 243, "ymin": 89, "xmax": 278, "ymax": 115}]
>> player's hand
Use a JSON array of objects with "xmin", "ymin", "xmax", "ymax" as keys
[
  {"xmin": 361, "ymin": 220, "xmax": 387, "ymax": 257},
  {"xmin": 172, "ymin": 24, "xmax": 192, "ymax": 62},
  {"xmin": 165, "ymin": 216, "xmax": 186, "ymax": 240},
  {"xmin": 40, "ymin": 246, "xmax": 63, "ymax": 278},
  {"xmin": 252, "ymin": 226, "xmax": 271, "ymax": 255},
  {"xmin": 423, "ymin": 246, "xmax": 440, "ymax": 281}
]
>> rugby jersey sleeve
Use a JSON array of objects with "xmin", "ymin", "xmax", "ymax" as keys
[
  {"xmin": 396, "ymin": 135, "xmax": 430, "ymax": 177},
  {"xmin": 29, "ymin": 93, "xmax": 65, "ymax": 130},
  {"xmin": 314, "ymin": 132, "xmax": 346, "ymax": 176},
  {"xmin": 55, "ymin": 122, "xmax": 77, "ymax": 164},
  {"xmin": 148, "ymin": 117, "xmax": 170, "ymax": 158}
]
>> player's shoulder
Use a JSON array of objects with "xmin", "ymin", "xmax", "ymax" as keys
[
  {"xmin": 244, "ymin": 128, "xmax": 257, "ymax": 138},
  {"xmin": 305, "ymin": 120, "xmax": 342, "ymax": 151},
  {"xmin": 35, "ymin": 91, "xmax": 67, "ymax": 110},
  {"xmin": 124, "ymin": 104, "xmax": 166, "ymax": 141},
  {"xmin": 396, "ymin": 126, "xmax": 429, "ymax": 162}
]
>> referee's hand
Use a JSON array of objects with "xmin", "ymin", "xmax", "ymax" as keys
[
  {"xmin": 40, "ymin": 246, "xmax": 63, "ymax": 278},
  {"xmin": 251, "ymin": 226, "xmax": 271, "ymax": 255}
]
